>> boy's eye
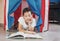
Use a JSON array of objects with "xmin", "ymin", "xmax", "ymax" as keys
[
  {"xmin": 25, "ymin": 15, "xmax": 28, "ymax": 17},
  {"xmin": 28, "ymin": 15, "xmax": 30, "ymax": 17},
  {"xmin": 24, "ymin": 15, "xmax": 27, "ymax": 17}
]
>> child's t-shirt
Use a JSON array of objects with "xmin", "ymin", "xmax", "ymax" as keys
[{"xmin": 18, "ymin": 17, "xmax": 36, "ymax": 30}]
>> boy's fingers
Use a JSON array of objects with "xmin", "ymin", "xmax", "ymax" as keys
[{"xmin": 25, "ymin": 31, "xmax": 36, "ymax": 34}]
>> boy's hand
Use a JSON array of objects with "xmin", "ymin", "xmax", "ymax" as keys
[
  {"xmin": 28, "ymin": 19, "xmax": 32, "ymax": 26},
  {"xmin": 24, "ymin": 31, "xmax": 36, "ymax": 34}
]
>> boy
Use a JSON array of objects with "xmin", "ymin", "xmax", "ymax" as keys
[{"xmin": 18, "ymin": 8, "xmax": 36, "ymax": 34}]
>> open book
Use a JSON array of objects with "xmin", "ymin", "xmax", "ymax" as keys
[{"xmin": 7, "ymin": 32, "xmax": 43, "ymax": 39}]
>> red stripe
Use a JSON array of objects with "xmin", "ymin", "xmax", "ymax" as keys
[
  {"xmin": 23, "ymin": 0, "xmax": 26, "ymax": 1},
  {"xmin": 14, "ymin": 4, "xmax": 22, "ymax": 24},
  {"xmin": 4, "ymin": 0, "xmax": 6, "ymax": 30},
  {"xmin": 32, "ymin": 13, "xmax": 36, "ymax": 18},
  {"xmin": 40, "ymin": 0, "xmax": 45, "ymax": 32}
]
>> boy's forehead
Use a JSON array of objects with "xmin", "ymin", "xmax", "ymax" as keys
[
  {"xmin": 28, "ymin": 11, "xmax": 31, "ymax": 15},
  {"xmin": 24, "ymin": 11, "xmax": 31, "ymax": 15}
]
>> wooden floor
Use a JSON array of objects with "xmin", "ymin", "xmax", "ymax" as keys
[{"xmin": 0, "ymin": 23, "xmax": 60, "ymax": 41}]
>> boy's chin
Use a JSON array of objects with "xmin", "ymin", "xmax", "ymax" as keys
[
  {"xmin": 25, "ymin": 21, "xmax": 28, "ymax": 23},
  {"xmin": 26, "ymin": 21, "xmax": 29, "ymax": 23}
]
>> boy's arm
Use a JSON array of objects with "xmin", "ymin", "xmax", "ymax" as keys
[
  {"xmin": 28, "ymin": 20, "xmax": 36, "ymax": 32},
  {"xmin": 18, "ymin": 23, "xmax": 35, "ymax": 34},
  {"xmin": 18, "ymin": 23, "xmax": 25, "ymax": 32},
  {"xmin": 28, "ymin": 25, "xmax": 34, "ymax": 31}
]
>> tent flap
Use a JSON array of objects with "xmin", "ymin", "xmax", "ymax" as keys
[
  {"xmin": 8, "ymin": 0, "xmax": 42, "ymax": 32},
  {"xmin": 27, "ymin": 0, "xmax": 42, "ymax": 31},
  {"xmin": 8, "ymin": 0, "xmax": 22, "ymax": 29}
]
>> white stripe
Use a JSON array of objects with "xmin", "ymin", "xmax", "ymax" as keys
[
  {"xmin": 43, "ymin": 0, "xmax": 49, "ymax": 32},
  {"xmin": 6, "ymin": 0, "xmax": 9, "ymax": 30}
]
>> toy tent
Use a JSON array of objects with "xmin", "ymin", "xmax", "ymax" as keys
[{"xmin": 4, "ymin": 0, "xmax": 49, "ymax": 32}]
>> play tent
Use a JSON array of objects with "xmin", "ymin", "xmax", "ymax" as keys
[{"xmin": 4, "ymin": 0, "xmax": 49, "ymax": 32}]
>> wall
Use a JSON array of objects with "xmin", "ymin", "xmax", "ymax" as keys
[{"xmin": 0, "ymin": 0, "xmax": 4, "ymax": 24}]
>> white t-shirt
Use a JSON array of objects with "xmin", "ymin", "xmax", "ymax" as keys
[{"xmin": 18, "ymin": 17, "xmax": 36, "ymax": 29}]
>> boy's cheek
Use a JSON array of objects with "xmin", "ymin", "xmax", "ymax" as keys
[
  {"xmin": 24, "ymin": 18, "xmax": 29, "ymax": 22},
  {"xmin": 24, "ymin": 17, "xmax": 27, "ymax": 20}
]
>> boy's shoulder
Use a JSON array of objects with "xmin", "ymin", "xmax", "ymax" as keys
[
  {"xmin": 19, "ymin": 17, "xmax": 23, "ymax": 19},
  {"xmin": 19, "ymin": 17, "xmax": 24, "ymax": 19},
  {"xmin": 18, "ymin": 17, "xmax": 24, "ymax": 21}
]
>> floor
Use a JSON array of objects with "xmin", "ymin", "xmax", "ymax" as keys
[{"xmin": 0, "ymin": 23, "xmax": 60, "ymax": 41}]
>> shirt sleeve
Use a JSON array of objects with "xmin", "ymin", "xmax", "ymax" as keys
[
  {"xmin": 18, "ymin": 17, "xmax": 23, "ymax": 25},
  {"xmin": 31, "ymin": 18, "xmax": 36, "ymax": 28},
  {"xmin": 18, "ymin": 17, "xmax": 28, "ymax": 29}
]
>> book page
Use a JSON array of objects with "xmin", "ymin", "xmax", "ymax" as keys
[
  {"xmin": 8, "ymin": 32, "xmax": 24, "ymax": 38},
  {"xmin": 23, "ymin": 31, "xmax": 43, "ymax": 38}
]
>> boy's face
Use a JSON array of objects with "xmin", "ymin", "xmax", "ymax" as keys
[{"xmin": 23, "ymin": 11, "xmax": 32, "ymax": 23}]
